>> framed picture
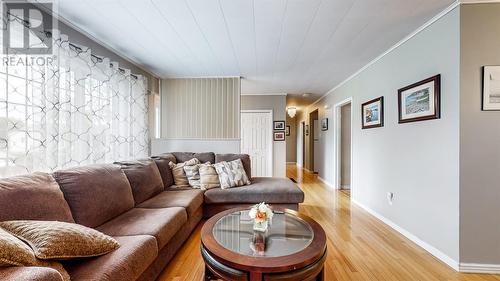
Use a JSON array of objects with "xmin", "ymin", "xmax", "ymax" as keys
[
  {"xmin": 483, "ymin": 66, "xmax": 500, "ymax": 111},
  {"xmin": 321, "ymin": 118, "xmax": 328, "ymax": 131},
  {"xmin": 361, "ymin": 96, "xmax": 384, "ymax": 129},
  {"xmin": 286, "ymin": 125, "xmax": 290, "ymax": 136},
  {"xmin": 273, "ymin": 121, "xmax": 285, "ymax": 130},
  {"xmin": 398, "ymin": 74, "xmax": 441, "ymax": 123},
  {"xmin": 305, "ymin": 125, "xmax": 309, "ymax": 136},
  {"xmin": 274, "ymin": 131, "xmax": 285, "ymax": 141}
]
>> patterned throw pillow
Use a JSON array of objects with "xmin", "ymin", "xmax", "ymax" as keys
[
  {"xmin": 169, "ymin": 158, "xmax": 199, "ymax": 187},
  {"xmin": 0, "ymin": 220, "xmax": 120, "ymax": 260},
  {"xmin": 214, "ymin": 159, "xmax": 251, "ymax": 189},
  {"xmin": 199, "ymin": 163, "xmax": 220, "ymax": 190},
  {"xmin": 183, "ymin": 162, "xmax": 201, "ymax": 188}
]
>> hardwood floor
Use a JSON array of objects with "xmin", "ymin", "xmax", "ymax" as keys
[{"xmin": 158, "ymin": 165, "xmax": 500, "ymax": 281}]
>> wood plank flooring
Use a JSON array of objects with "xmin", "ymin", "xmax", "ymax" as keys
[{"xmin": 158, "ymin": 165, "xmax": 500, "ymax": 281}]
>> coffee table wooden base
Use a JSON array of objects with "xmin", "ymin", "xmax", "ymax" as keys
[{"xmin": 202, "ymin": 244, "xmax": 327, "ymax": 281}]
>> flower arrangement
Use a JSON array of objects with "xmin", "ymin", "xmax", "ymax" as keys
[{"xmin": 249, "ymin": 202, "xmax": 273, "ymax": 232}]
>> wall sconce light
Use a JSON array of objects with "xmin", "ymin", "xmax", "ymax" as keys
[{"xmin": 287, "ymin": 107, "xmax": 297, "ymax": 118}]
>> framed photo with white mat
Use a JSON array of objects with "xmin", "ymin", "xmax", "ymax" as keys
[{"xmin": 483, "ymin": 66, "xmax": 500, "ymax": 111}]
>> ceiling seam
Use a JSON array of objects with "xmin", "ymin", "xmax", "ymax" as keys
[
  {"xmin": 270, "ymin": 0, "xmax": 289, "ymax": 87},
  {"xmin": 183, "ymin": 0, "xmax": 227, "ymax": 76},
  {"xmin": 117, "ymin": 1, "xmax": 191, "ymax": 77},
  {"xmin": 284, "ymin": 0, "xmax": 324, "ymax": 93},
  {"xmin": 217, "ymin": 0, "xmax": 242, "ymax": 76},
  {"xmin": 150, "ymin": 0, "xmax": 211, "ymax": 76},
  {"xmin": 299, "ymin": 0, "xmax": 358, "ymax": 94},
  {"xmin": 252, "ymin": 0, "xmax": 258, "ymax": 79}
]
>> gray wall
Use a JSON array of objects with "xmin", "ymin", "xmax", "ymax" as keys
[
  {"xmin": 241, "ymin": 95, "xmax": 286, "ymax": 177},
  {"xmin": 340, "ymin": 103, "xmax": 351, "ymax": 188},
  {"xmin": 286, "ymin": 115, "xmax": 297, "ymax": 163},
  {"xmin": 460, "ymin": 3, "xmax": 500, "ymax": 265},
  {"xmin": 297, "ymin": 7, "xmax": 460, "ymax": 263}
]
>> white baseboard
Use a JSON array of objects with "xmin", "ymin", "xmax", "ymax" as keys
[
  {"xmin": 459, "ymin": 263, "xmax": 500, "ymax": 274},
  {"xmin": 351, "ymin": 199, "xmax": 460, "ymax": 271},
  {"xmin": 318, "ymin": 176, "xmax": 335, "ymax": 190}
]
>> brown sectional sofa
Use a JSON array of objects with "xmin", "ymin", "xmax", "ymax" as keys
[{"xmin": 0, "ymin": 152, "xmax": 304, "ymax": 281}]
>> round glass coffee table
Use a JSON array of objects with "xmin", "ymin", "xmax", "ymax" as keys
[{"xmin": 201, "ymin": 207, "xmax": 327, "ymax": 281}]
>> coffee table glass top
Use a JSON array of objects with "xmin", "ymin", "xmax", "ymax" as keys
[{"xmin": 212, "ymin": 210, "xmax": 314, "ymax": 257}]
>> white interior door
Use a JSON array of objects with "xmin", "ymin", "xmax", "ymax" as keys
[{"xmin": 241, "ymin": 110, "xmax": 273, "ymax": 177}]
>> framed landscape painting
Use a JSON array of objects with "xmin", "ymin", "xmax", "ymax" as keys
[
  {"xmin": 361, "ymin": 96, "xmax": 384, "ymax": 129},
  {"xmin": 483, "ymin": 66, "xmax": 500, "ymax": 111},
  {"xmin": 398, "ymin": 74, "xmax": 441, "ymax": 123}
]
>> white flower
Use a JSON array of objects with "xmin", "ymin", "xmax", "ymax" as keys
[
  {"xmin": 258, "ymin": 203, "xmax": 267, "ymax": 213},
  {"xmin": 249, "ymin": 208, "xmax": 257, "ymax": 219}
]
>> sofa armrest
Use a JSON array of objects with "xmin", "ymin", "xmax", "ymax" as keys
[{"xmin": 0, "ymin": 266, "xmax": 64, "ymax": 281}]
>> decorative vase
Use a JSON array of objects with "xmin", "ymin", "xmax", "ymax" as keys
[{"xmin": 253, "ymin": 220, "xmax": 268, "ymax": 232}]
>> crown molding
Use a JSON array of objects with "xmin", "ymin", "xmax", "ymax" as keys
[
  {"xmin": 163, "ymin": 76, "xmax": 242, "ymax": 79},
  {"xmin": 241, "ymin": 93, "xmax": 288, "ymax": 96},
  {"xmin": 309, "ymin": 1, "xmax": 460, "ymax": 108},
  {"xmin": 460, "ymin": 0, "xmax": 500, "ymax": 4},
  {"xmin": 46, "ymin": 6, "xmax": 160, "ymax": 78}
]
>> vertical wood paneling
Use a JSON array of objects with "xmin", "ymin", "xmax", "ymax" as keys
[{"xmin": 161, "ymin": 77, "xmax": 240, "ymax": 139}]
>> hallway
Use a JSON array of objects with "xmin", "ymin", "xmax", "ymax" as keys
[{"xmin": 158, "ymin": 165, "xmax": 500, "ymax": 281}]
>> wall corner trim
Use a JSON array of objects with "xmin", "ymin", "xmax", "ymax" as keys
[
  {"xmin": 459, "ymin": 263, "xmax": 500, "ymax": 274},
  {"xmin": 351, "ymin": 199, "xmax": 460, "ymax": 271},
  {"xmin": 309, "ymin": 0, "xmax": 460, "ymax": 108}
]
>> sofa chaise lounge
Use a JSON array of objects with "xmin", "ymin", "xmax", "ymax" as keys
[{"xmin": 0, "ymin": 152, "xmax": 304, "ymax": 281}]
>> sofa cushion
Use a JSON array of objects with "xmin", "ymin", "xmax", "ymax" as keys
[
  {"xmin": 115, "ymin": 160, "xmax": 164, "ymax": 205},
  {"xmin": 204, "ymin": 177, "xmax": 304, "ymax": 204},
  {"xmin": 54, "ymin": 164, "xmax": 134, "ymax": 228},
  {"xmin": 0, "ymin": 172, "xmax": 74, "ymax": 222},
  {"xmin": 137, "ymin": 190, "xmax": 204, "ymax": 219},
  {"xmin": 64, "ymin": 235, "xmax": 158, "ymax": 281},
  {"xmin": 96, "ymin": 207, "xmax": 187, "ymax": 249},
  {"xmin": 151, "ymin": 153, "xmax": 176, "ymax": 188},
  {"xmin": 172, "ymin": 152, "xmax": 215, "ymax": 164},
  {"xmin": 215, "ymin": 154, "xmax": 251, "ymax": 178},
  {"xmin": 0, "ymin": 266, "xmax": 65, "ymax": 281},
  {"xmin": 0, "ymin": 220, "xmax": 119, "ymax": 260}
]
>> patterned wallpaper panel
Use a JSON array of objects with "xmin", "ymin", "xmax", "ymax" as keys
[{"xmin": 161, "ymin": 77, "xmax": 240, "ymax": 139}]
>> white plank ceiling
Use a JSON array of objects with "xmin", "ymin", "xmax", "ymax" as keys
[{"xmin": 57, "ymin": 0, "xmax": 455, "ymax": 98}]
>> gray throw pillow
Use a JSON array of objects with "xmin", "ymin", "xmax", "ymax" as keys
[{"xmin": 214, "ymin": 159, "xmax": 251, "ymax": 189}]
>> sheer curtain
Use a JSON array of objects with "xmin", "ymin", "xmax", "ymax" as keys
[{"xmin": 0, "ymin": 30, "xmax": 149, "ymax": 177}]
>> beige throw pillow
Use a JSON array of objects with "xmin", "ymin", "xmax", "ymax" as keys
[
  {"xmin": 214, "ymin": 159, "xmax": 251, "ymax": 189},
  {"xmin": 199, "ymin": 163, "xmax": 220, "ymax": 190},
  {"xmin": 169, "ymin": 158, "xmax": 199, "ymax": 187},
  {"xmin": 0, "ymin": 220, "xmax": 120, "ymax": 260}
]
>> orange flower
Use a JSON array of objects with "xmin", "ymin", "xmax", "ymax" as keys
[{"xmin": 255, "ymin": 211, "xmax": 267, "ymax": 223}]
